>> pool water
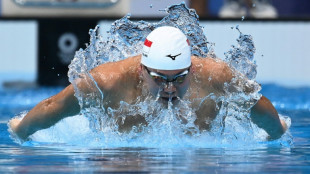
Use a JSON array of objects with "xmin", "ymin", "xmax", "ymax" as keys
[{"xmin": 0, "ymin": 84, "xmax": 309, "ymax": 173}]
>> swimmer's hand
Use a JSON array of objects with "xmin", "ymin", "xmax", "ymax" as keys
[
  {"xmin": 251, "ymin": 96, "xmax": 287, "ymax": 140},
  {"xmin": 280, "ymin": 119, "xmax": 288, "ymax": 132},
  {"xmin": 8, "ymin": 118, "xmax": 28, "ymax": 141},
  {"xmin": 9, "ymin": 118, "xmax": 20, "ymax": 133}
]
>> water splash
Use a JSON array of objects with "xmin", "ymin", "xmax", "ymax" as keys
[
  {"xmin": 225, "ymin": 25, "xmax": 257, "ymax": 80},
  {"xmin": 10, "ymin": 3, "xmax": 292, "ymax": 147}
]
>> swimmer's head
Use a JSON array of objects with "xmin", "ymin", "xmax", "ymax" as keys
[
  {"xmin": 141, "ymin": 26, "xmax": 191, "ymax": 70},
  {"xmin": 141, "ymin": 65, "xmax": 191, "ymax": 105}
]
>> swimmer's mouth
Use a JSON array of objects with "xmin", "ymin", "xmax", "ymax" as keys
[{"xmin": 161, "ymin": 96, "xmax": 178, "ymax": 102}]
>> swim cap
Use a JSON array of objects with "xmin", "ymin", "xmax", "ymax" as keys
[{"xmin": 141, "ymin": 26, "xmax": 191, "ymax": 70}]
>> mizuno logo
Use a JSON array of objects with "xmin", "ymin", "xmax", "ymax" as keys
[{"xmin": 166, "ymin": 53, "xmax": 181, "ymax": 60}]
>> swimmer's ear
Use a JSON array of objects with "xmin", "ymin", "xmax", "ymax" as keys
[
  {"xmin": 190, "ymin": 65, "xmax": 195, "ymax": 73},
  {"xmin": 138, "ymin": 65, "xmax": 143, "ymax": 74}
]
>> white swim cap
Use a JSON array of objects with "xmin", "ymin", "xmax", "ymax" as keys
[{"xmin": 141, "ymin": 26, "xmax": 191, "ymax": 70}]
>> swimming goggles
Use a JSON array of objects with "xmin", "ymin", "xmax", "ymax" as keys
[{"xmin": 144, "ymin": 66, "xmax": 190, "ymax": 85}]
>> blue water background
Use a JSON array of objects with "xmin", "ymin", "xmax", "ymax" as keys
[{"xmin": 0, "ymin": 84, "xmax": 309, "ymax": 173}]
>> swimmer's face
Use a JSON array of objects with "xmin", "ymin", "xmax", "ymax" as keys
[{"xmin": 142, "ymin": 65, "xmax": 190, "ymax": 104}]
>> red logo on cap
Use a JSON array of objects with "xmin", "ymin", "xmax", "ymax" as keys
[
  {"xmin": 186, "ymin": 39, "xmax": 190, "ymax": 46},
  {"xmin": 144, "ymin": 39, "xmax": 153, "ymax": 47}
]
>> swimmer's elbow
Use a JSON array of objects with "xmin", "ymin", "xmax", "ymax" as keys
[
  {"xmin": 41, "ymin": 94, "xmax": 79, "ymax": 123},
  {"xmin": 37, "ymin": 98, "xmax": 65, "ymax": 127}
]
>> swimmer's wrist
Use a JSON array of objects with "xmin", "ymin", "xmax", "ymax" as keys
[
  {"xmin": 8, "ymin": 118, "xmax": 30, "ymax": 142},
  {"xmin": 8, "ymin": 119, "xmax": 27, "ymax": 143}
]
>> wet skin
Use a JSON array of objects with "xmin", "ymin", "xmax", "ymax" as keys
[{"xmin": 9, "ymin": 55, "xmax": 287, "ymax": 140}]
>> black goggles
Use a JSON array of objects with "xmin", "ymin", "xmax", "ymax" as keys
[{"xmin": 144, "ymin": 66, "xmax": 190, "ymax": 85}]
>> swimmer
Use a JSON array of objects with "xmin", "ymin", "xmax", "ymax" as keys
[{"xmin": 9, "ymin": 26, "xmax": 287, "ymax": 141}]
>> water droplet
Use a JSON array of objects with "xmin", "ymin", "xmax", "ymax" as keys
[
  {"xmin": 150, "ymin": 4, "xmax": 153, "ymax": 8},
  {"xmin": 231, "ymin": 26, "xmax": 234, "ymax": 29},
  {"xmin": 52, "ymin": 67, "xmax": 55, "ymax": 70},
  {"xmin": 241, "ymin": 16, "xmax": 245, "ymax": 21},
  {"xmin": 57, "ymin": 74, "xmax": 60, "ymax": 77}
]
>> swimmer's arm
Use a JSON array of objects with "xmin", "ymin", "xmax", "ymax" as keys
[
  {"xmin": 250, "ymin": 96, "xmax": 287, "ymax": 140},
  {"xmin": 206, "ymin": 58, "xmax": 287, "ymax": 139},
  {"xmin": 9, "ymin": 85, "xmax": 80, "ymax": 141}
]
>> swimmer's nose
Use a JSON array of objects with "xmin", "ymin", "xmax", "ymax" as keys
[{"xmin": 163, "ymin": 82, "xmax": 176, "ymax": 94}]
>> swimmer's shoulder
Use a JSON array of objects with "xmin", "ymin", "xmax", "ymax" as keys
[
  {"xmin": 91, "ymin": 55, "xmax": 141, "ymax": 72},
  {"xmin": 89, "ymin": 55, "xmax": 141, "ymax": 91},
  {"xmin": 191, "ymin": 56, "xmax": 233, "ymax": 85}
]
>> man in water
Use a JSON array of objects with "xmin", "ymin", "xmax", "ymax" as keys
[{"xmin": 9, "ymin": 26, "xmax": 287, "ymax": 141}]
